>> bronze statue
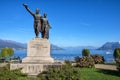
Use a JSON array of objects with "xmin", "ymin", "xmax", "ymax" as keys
[
  {"xmin": 23, "ymin": 4, "xmax": 51, "ymax": 39},
  {"xmin": 41, "ymin": 13, "xmax": 51, "ymax": 39}
]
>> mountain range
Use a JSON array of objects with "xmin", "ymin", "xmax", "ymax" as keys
[
  {"xmin": 64, "ymin": 46, "xmax": 97, "ymax": 50},
  {"xmin": 0, "ymin": 39, "xmax": 26, "ymax": 49},
  {"xmin": 1, "ymin": 39, "xmax": 120, "ymax": 50},
  {"xmin": 98, "ymin": 41, "xmax": 120, "ymax": 50},
  {"xmin": 0, "ymin": 39, "xmax": 63, "ymax": 50},
  {"xmin": 51, "ymin": 44, "xmax": 64, "ymax": 50}
]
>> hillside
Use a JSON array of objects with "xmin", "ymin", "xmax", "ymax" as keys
[
  {"xmin": 51, "ymin": 44, "xmax": 63, "ymax": 50},
  {"xmin": 64, "ymin": 46, "xmax": 97, "ymax": 50},
  {"xmin": 98, "ymin": 41, "xmax": 120, "ymax": 50},
  {"xmin": 0, "ymin": 39, "xmax": 63, "ymax": 50},
  {"xmin": 0, "ymin": 39, "xmax": 26, "ymax": 49}
]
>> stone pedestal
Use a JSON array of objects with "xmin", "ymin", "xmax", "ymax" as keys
[
  {"xmin": 10, "ymin": 38, "xmax": 62, "ymax": 76},
  {"xmin": 22, "ymin": 38, "xmax": 54, "ymax": 63},
  {"xmin": 10, "ymin": 63, "xmax": 62, "ymax": 75}
]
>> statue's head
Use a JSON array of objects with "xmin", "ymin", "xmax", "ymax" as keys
[
  {"xmin": 36, "ymin": 8, "xmax": 39, "ymax": 14},
  {"xmin": 44, "ymin": 13, "xmax": 47, "ymax": 18}
]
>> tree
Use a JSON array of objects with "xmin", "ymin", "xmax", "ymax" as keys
[
  {"xmin": 0, "ymin": 48, "xmax": 14, "ymax": 59},
  {"xmin": 113, "ymin": 48, "xmax": 120, "ymax": 59},
  {"xmin": 113, "ymin": 48, "xmax": 120, "ymax": 71},
  {"xmin": 82, "ymin": 49, "xmax": 90, "ymax": 57}
]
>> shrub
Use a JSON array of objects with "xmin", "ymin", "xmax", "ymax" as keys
[
  {"xmin": 0, "ymin": 64, "xmax": 28, "ymax": 80},
  {"xmin": 116, "ymin": 62, "xmax": 120, "ymax": 71},
  {"xmin": 37, "ymin": 64, "xmax": 81, "ymax": 80},
  {"xmin": 64, "ymin": 60, "xmax": 72, "ymax": 66},
  {"xmin": 75, "ymin": 56, "xmax": 80, "ymax": 63},
  {"xmin": 0, "ymin": 48, "xmax": 14, "ymax": 59},
  {"xmin": 91, "ymin": 54, "xmax": 105, "ymax": 64},
  {"xmin": 76, "ymin": 56, "xmax": 94, "ymax": 68},
  {"xmin": 113, "ymin": 48, "xmax": 120, "ymax": 71},
  {"xmin": 82, "ymin": 49, "xmax": 90, "ymax": 57},
  {"xmin": 113, "ymin": 48, "xmax": 120, "ymax": 59}
]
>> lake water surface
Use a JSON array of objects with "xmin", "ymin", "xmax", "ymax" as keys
[{"xmin": 13, "ymin": 49, "xmax": 114, "ymax": 63}]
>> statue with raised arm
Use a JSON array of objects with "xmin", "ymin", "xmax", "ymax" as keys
[
  {"xmin": 23, "ymin": 4, "xmax": 42, "ymax": 38},
  {"xmin": 41, "ymin": 13, "xmax": 51, "ymax": 39}
]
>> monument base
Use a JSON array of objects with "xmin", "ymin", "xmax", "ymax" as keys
[
  {"xmin": 10, "ymin": 38, "xmax": 58, "ymax": 75},
  {"xmin": 10, "ymin": 63, "xmax": 62, "ymax": 75},
  {"xmin": 22, "ymin": 38, "xmax": 54, "ymax": 63},
  {"xmin": 22, "ymin": 57, "xmax": 54, "ymax": 63}
]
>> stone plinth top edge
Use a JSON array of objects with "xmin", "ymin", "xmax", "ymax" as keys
[{"xmin": 31, "ymin": 38, "xmax": 48, "ymax": 41}]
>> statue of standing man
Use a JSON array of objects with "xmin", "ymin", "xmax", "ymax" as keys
[
  {"xmin": 41, "ymin": 13, "xmax": 51, "ymax": 39},
  {"xmin": 23, "ymin": 4, "xmax": 51, "ymax": 39}
]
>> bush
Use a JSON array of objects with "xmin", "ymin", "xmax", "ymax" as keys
[
  {"xmin": 0, "ymin": 48, "xmax": 14, "ymax": 59},
  {"xmin": 37, "ymin": 64, "xmax": 81, "ymax": 80},
  {"xmin": 75, "ymin": 56, "xmax": 80, "ymax": 63},
  {"xmin": 0, "ymin": 64, "xmax": 28, "ymax": 80},
  {"xmin": 117, "ymin": 63, "xmax": 120, "ymax": 72},
  {"xmin": 82, "ymin": 49, "xmax": 90, "ymax": 57},
  {"xmin": 113, "ymin": 48, "xmax": 120, "ymax": 62},
  {"xmin": 91, "ymin": 54, "xmax": 105, "ymax": 64},
  {"xmin": 76, "ymin": 56, "xmax": 94, "ymax": 68},
  {"xmin": 64, "ymin": 60, "xmax": 72, "ymax": 66},
  {"xmin": 113, "ymin": 48, "xmax": 120, "ymax": 71},
  {"xmin": 113, "ymin": 48, "xmax": 120, "ymax": 58}
]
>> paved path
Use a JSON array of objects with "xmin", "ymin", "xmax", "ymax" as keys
[{"xmin": 95, "ymin": 64, "xmax": 117, "ymax": 70}]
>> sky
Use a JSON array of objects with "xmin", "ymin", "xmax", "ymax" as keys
[{"xmin": 0, "ymin": 0, "xmax": 120, "ymax": 47}]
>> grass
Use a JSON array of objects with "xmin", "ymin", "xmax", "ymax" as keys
[{"xmin": 80, "ymin": 68, "xmax": 120, "ymax": 80}]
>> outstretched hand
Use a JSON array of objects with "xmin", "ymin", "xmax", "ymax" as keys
[{"xmin": 23, "ymin": 4, "xmax": 28, "ymax": 8}]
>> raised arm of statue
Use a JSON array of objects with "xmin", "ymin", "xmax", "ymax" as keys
[{"xmin": 23, "ymin": 4, "xmax": 34, "ymax": 16}]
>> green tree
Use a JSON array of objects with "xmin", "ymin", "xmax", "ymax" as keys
[
  {"xmin": 113, "ymin": 48, "xmax": 120, "ymax": 71},
  {"xmin": 82, "ymin": 49, "xmax": 90, "ymax": 57},
  {"xmin": 113, "ymin": 48, "xmax": 120, "ymax": 59},
  {"xmin": 0, "ymin": 48, "xmax": 14, "ymax": 59}
]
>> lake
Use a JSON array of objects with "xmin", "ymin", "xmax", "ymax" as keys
[{"xmin": 13, "ymin": 49, "xmax": 115, "ymax": 63}]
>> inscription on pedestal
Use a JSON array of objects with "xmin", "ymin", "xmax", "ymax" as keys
[
  {"xmin": 26, "ymin": 38, "xmax": 51, "ymax": 57},
  {"xmin": 31, "ymin": 44, "xmax": 48, "ymax": 50}
]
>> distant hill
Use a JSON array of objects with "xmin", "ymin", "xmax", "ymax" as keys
[
  {"xmin": 64, "ymin": 46, "xmax": 97, "ymax": 50},
  {"xmin": 51, "ymin": 44, "xmax": 64, "ymax": 50},
  {"xmin": 0, "ymin": 39, "xmax": 63, "ymax": 50},
  {"xmin": 98, "ymin": 41, "xmax": 120, "ymax": 50},
  {"xmin": 0, "ymin": 39, "xmax": 26, "ymax": 49}
]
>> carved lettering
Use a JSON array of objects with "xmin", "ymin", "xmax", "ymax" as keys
[{"xmin": 30, "ymin": 43, "xmax": 48, "ymax": 50}]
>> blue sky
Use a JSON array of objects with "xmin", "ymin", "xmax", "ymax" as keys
[{"xmin": 0, "ymin": 0, "xmax": 120, "ymax": 47}]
